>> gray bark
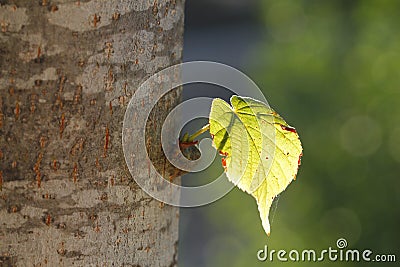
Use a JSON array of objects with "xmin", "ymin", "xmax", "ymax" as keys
[{"xmin": 0, "ymin": 0, "xmax": 184, "ymax": 266}]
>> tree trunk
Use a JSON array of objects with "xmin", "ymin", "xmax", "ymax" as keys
[{"xmin": 0, "ymin": 0, "xmax": 184, "ymax": 266}]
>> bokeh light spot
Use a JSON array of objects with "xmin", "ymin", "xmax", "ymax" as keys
[{"xmin": 340, "ymin": 116, "xmax": 382, "ymax": 157}]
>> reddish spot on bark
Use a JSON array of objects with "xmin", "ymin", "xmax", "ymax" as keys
[
  {"xmin": 0, "ymin": 100, "xmax": 3, "ymax": 128},
  {"xmin": 0, "ymin": 171, "xmax": 3, "ymax": 191},
  {"xmin": 1, "ymin": 22, "xmax": 9, "ymax": 32},
  {"xmin": 59, "ymin": 113, "xmax": 65, "ymax": 139},
  {"xmin": 100, "ymin": 192, "xmax": 108, "ymax": 201},
  {"xmin": 72, "ymin": 163, "xmax": 78, "ymax": 183},
  {"xmin": 109, "ymin": 101, "xmax": 113, "ymax": 114},
  {"xmin": 36, "ymin": 174, "xmax": 41, "ymax": 188},
  {"xmin": 281, "ymin": 125, "xmax": 297, "ymax": 133},
  {"xmin": 152, "ymin": 0, "xmax": 159, "ymax": 16},
  {"xmin": 94, "ymin": 222, "xmax": 100, "ymax": 232},
  {"xmin": 14, "ymin": 102, "xmax": 20, "ymax": 120},
  {"xmin": 10, "ymin": 206, "xmax": 18, "ymax": 213},
  {"xmin": 50, "ymin": 5, "xmax": 58, "ymax": 12},
  {"xmin": 52, "ymin": 159, "xmax": 59, "ymax": 171},
  {"xmin": 45, "ymin": 214, "xmax": 51, "ymax": 226},
  {"xmin": 105, "ymin": 42, "xmax": 113, "ymax": 59},
  {"xmin": 112, "ymin": 12, "xmax": 120, "ymax": 20},
  {"xmin": 57, "ymin": 242, "xmax": 66, "ymax": 256},
  {"xmin": 34, "ymin": 80, "xmax": 42, "ymax": 87},
  {"xmin": 30, "ymin": 94, "xmax": 37, "ymax": 113},
  {"xmin": 93, "ymin": 14, "xmax": 100, "ymax": 27},
  {"xmin": 103, "ymin": 125, "xmax": 110, "ymax": 157},
  {"xmin": 40, "ymin": 136, "xmax": 46, "ymax": 148},
  {"xmin": 106, "ymin": 68, "xmax": 114, "ymax": 91},
  {"xmin": 95, "ymin": 157, "xmax": 101, "ymax": 171},
  {"xmin": 119, "ymin": 95, "xmax": 126, "ymax": 106},
  {"xmin": 34, "ymin": 153, "xmax": 43, "ymax": 188},
  {"xmin": 37, "ymin": 46, "xmax": 41, "ymax": 59},
  {"xmin": 74, "ymin": 85, "xmax": 82, "ymax": 104},
  {"xmin": 55, "ymin": 75, "xmax": 66, "ymax": 109}
]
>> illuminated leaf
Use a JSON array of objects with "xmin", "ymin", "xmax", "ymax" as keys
[{"xmin": 209, "ymin": 95, "xmax": 303, "ymax": 235}]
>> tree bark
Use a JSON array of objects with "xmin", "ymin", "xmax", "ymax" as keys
[{"xmin": 0, "ymin": 0, "xmax": 184, "ymax": 266}]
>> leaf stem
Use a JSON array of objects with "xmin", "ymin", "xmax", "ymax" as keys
[{"xmin": 186, "ymin": 123, "xmax": 210, "ymax": 142}]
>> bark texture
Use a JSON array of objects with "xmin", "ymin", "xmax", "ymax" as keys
[{"xmin": 0, "ymin": 0, "xmax": 184, "ymax": 266}]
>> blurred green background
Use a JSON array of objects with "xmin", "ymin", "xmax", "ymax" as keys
[{"xmin": 180, "ymin": 0, "xmax": 400, "ymax": 266}]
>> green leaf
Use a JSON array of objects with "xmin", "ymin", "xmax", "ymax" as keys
[{"xmin": 209, "ymin": 95, "xmax": 303, "ymax": 235}]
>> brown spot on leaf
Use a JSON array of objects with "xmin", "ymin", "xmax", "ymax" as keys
[
  {"xmin": 221, "ymin": 158, "xmax": 227, "ymax": 170},
  {"xmin": 219, "ymin": 150, "xmax": 228, "ymax": 156},
  {"xmin": 281, "ymin": 125, "xmax": 297, "ymax": 133},
  {"xmin": 298, "ymin": 153, "xmax": 303, "ymax": 166}
]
